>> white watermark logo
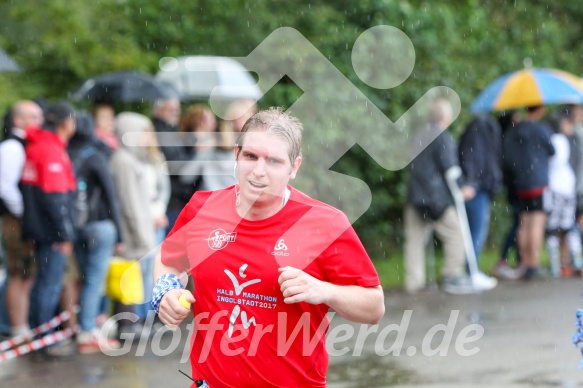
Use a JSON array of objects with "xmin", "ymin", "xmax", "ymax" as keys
[
  {"xmin": 123, "ymin": 25, "xmax": 460, "ymax": 223},
  {"xmin": 116, "ymin": 25, "xmax": 462, "ymax": 293},
  {"xmin": 100, "ymin": 309, "xmax": 483, "ymax": 360}
]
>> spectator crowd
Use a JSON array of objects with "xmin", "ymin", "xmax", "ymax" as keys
[
  {"xmin": 0, "ymin": 94, "xmax": 580, "ymax": 358},
  {"xmin": 0, "ymin": 97, "xmax": 256, "ymax": 358}
]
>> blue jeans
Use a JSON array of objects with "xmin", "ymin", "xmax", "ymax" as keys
[
  {"xmin": 29, "ymin": 243, "xmax": 67, "ymax": 329},
  {"xmin": 0, "ymin": 275, "xmax": 9, "ymax": 335},
  {"xmin": 135, "ymin": 227, "xmax": 166, "ymax": 320},
  {"xmin": 465, "ymin": 190, "xmax": 491, "ymax": 262},
  {"xmin": 75, "ymin": 220, "xmax": 117, "ymax": 332}
]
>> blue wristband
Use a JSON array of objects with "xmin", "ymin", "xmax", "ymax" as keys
[{"xmin": 151, "ymin": 273, "xmax": 185, "ymax": 314}]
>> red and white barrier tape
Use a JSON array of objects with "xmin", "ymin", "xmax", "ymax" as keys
[
  {"xmin": 0, "ymin": 306, "xmax": 79, "ymax": 354},
  {"xmin": 0, "ymin": 326, "xmax": 78, "ymax": 363},
  {"xmin": 0, "ymin": 306, "xmax": 80, "ymax": 352}
]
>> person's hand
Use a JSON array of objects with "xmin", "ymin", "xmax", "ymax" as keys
[
  {"xmin": 154, "ymin": 215, "xmax": 169, "ymax": 229},
  {"xmin": 52, "ymin": 241, "xmax": 73, "ymax": 256},
  {"xmin": 278, "ymin": 266, "xmax": 331, "ymax": 305},
  {"xmin": 158, "ymin": 288, "xmax": 195, "ymax": 329},
  {"xmin": 461, "ymin": 186, "xmax": 476, "ymax": 201}
]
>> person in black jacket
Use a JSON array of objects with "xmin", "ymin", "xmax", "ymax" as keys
[
  {"xmin": 503, "ymin": 106, "xmax": 555, "ymax": 279},
  {"xmin": 492, "ymin": 110, "xmax": 524, "ymax": 279},
  {"xmin": 67, "ymin": 112, "xmax": 122, "ymax": 353},
  {"xmin": 404, "ymin": 99, "xmax": 497, "ymax": 294},
  {"xmin": 151, "ymin": 98, "xmax": 198, "ymax": 234},
  {"xmin": 458, "ymin": 114, "xmax": 502, "ymax": 263}
]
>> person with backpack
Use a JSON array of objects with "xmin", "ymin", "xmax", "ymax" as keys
[{"xmin": 67, "ymin": 111, "xmax": 123, "ymax": 353}]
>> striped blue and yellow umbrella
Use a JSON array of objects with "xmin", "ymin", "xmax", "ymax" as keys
[{"xmin": 471, "ymin": 68, "xmax": 583, "ymax": 113}]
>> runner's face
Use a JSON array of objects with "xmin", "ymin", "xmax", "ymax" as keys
[{"xmin": 236, "ymin": 131, "xmax": 301, "ymax": 208}]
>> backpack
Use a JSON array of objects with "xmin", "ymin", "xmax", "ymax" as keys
[{"xmin": 72, "ymin": 146, "xmax": 101, "ymax": 229}]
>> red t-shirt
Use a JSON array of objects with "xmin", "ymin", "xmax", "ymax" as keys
[{"xmin": 162, "ymin": 185, "xmax": 380, "ymax": 388}]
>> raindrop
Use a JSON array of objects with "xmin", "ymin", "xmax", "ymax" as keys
[{"xmin": 468, "ymin": 312, "xmax": 481, "ymax": 323}]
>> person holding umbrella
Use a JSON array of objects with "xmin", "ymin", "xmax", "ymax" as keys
[
  {"xmin": 545, "ymin": 109, "xmax": 583, "ymax": 277},
  {"xmin": 472, "ymin": 67, "xmax": 583, "ymax": 279},
  {"xmin": 503, "ymin": 105, "xmax": 555, "ymax": 279}
]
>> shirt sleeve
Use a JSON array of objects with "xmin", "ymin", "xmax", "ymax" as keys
[
  {"xmin": 317, "ymin": 212, "xmax": 380, "ymax": 288},
  {"xmin": 0, "ymin": 140, "xmax": 25, "ymax": 217},
  {"xmin": 161, "ymin": 192, "xmax": 205, "ymax": 273}
]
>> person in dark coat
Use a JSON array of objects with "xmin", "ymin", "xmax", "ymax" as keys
[
  {"xmin": 503, "ymin": 105, "xmax": 555, "ymax": 279},
  {"xmin": 492, "ymin": 110, "xmax": 524, "ymax": 279},
  {"xmin": 405, "ymin": 99, "xmax": 497, "ymax": 294},
  {"xmin": 66, "ymin": 111, "xmax": 123, "ymax": 353},
  {"xmin": 151, "ymin": 98, "xmax": 199, "ymax": 234},
  {"xmin": 458, "ymin": 113, "xmax": 502, "ymax": 262}
]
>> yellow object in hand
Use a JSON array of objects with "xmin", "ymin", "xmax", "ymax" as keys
[
  {"xmin": 178, "ymin": 294, "xmax": 191, "ymax": 309},
  {"xmin": 166, "ymin": 294, "xmax": 192, "ymax": 332}
]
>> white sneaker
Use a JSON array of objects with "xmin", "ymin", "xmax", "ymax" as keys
[
  {"xmin": 472, "ymin": 272, "xmax": 497, "ymax": 291},
  {"xmin": 491, "ymin": 263, "xmax": 523, "ymax": 280},
  {"xmin": 442, "ymin": 275, "xmax": 480, "ymax": 295}
]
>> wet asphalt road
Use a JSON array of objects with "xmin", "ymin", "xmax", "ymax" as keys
[{"xmin": 1, "ymin": 277, "xmax": 583, "ymax": 387}]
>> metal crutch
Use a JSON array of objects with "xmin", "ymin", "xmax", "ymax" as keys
[{"xmin": 444, "ymin": 166, "xmax": 480, "ymax": 281}]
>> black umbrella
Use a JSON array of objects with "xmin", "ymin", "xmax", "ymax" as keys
[
  {"xmin": 0, "ymin": 47, "xmax": 21, "ymax": 72},
  {"xmin": 71, "ymin": 70, "xmax": 179, "ymax": 103}
]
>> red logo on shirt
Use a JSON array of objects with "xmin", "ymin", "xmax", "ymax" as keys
[{"xmin": 206, "ymin": 229, "xmax": 237, "ymax": 250}]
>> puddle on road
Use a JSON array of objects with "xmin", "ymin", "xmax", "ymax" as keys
[
  {"xmin": 327, "ymin": 356, "xmax": 416, "ymax": 387},
  {"xmin": 84, "ymin": 366, "xmax": 106, "ymax": 384}
]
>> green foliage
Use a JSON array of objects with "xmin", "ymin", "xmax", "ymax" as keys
[{"xmin": 1, "ymin": 0, "xmax": 582, "ymax": 258}]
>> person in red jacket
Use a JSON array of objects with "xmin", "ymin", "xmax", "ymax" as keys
[{"xmin": 20, "ymin": 101, "xmax": 77, "ymax": 355}]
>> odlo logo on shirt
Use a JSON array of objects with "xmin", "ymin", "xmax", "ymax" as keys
[{"xmin": 271, "ymin": 239, "xmax": 289, "ymax": 256}]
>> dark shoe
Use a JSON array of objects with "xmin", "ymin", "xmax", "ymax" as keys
[
  {"xmin": 522, "ymin": 267, "xmax": 546, "ymax": 281},
  {"xmin": 32, "ymin": 340, "xmax": 75, "ymax": 362}
]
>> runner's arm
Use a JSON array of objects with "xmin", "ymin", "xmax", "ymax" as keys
[
  {"xmin": 278, "ymin": 267, "xmax": 384, "ymax": 324},
  {"xmin": 154, "ymin": 251, "xmax": 194, "ymax": 327}
]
